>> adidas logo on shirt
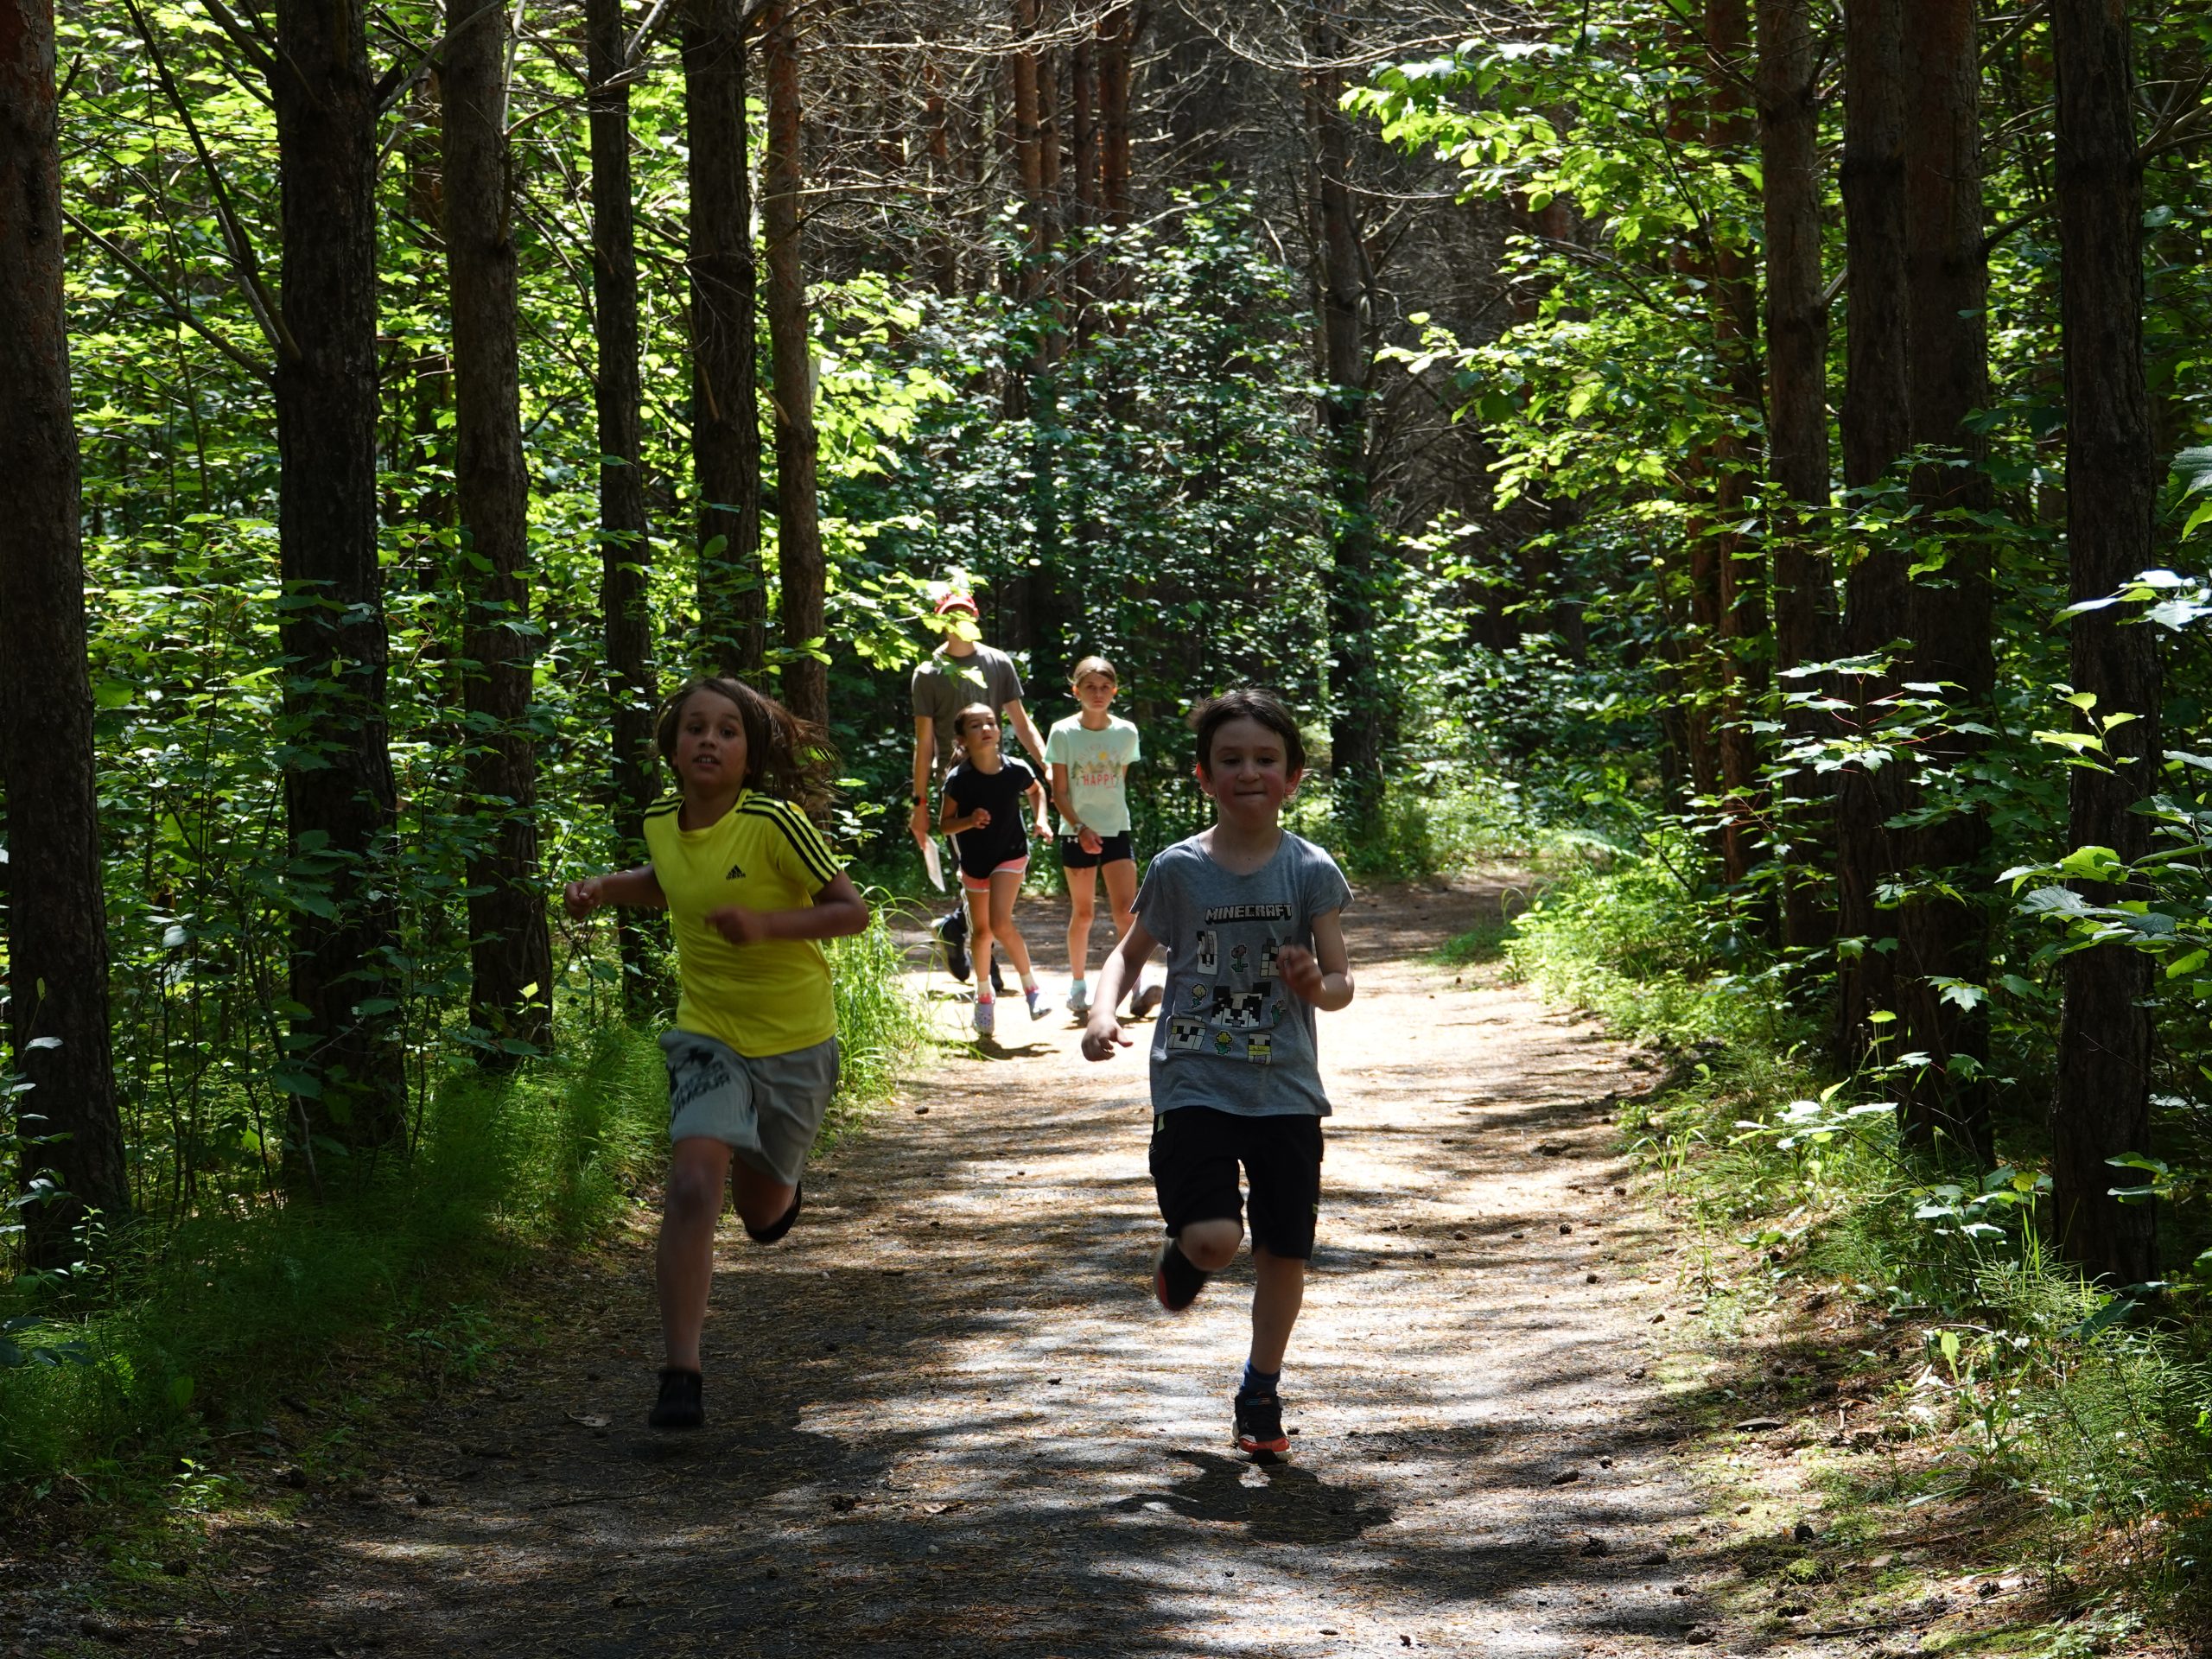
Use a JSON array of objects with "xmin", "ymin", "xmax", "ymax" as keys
[{"xmin": 725, "ymin": 861, "xmax": 746, "ymax": 880}]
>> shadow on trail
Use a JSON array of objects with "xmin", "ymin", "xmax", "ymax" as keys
[{"xmin": 238, "ymin": 883, "xmax": 1719, "ymax": 1659}]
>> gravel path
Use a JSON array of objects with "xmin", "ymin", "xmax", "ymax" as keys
[{"xmin": 194, "ymin": 881, "xmax": 1739, "ymax": 1657}]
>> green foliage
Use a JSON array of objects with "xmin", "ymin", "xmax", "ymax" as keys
[
  {"xmin": 0, "ymin": 1024, "xmax": 666, "ymax": 1484},
  {"xmin": 1503, "ymin": 847, "xmax": 1793, "ymax": 1052},
  {"xmin": 824, "ymin": 893, "xmax": 933, "ymax": 1123}
]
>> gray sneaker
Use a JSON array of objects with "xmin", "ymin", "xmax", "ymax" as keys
[{"xmin": 972, "ymin": 998, "xmax": 995, "ymax": 1037}]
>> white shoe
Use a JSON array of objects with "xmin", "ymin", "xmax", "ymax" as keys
[
  {"xmin": 1130, "ymin": 982, "xmax": 1163, "ymax": 1019},
  {"xmin": 1066, "ymin": 984, "xmax": 1090, "ymax": 1016},
  {"xmin": 973, "ymin": 998, "xmax": 995, "ymax": 1036}
]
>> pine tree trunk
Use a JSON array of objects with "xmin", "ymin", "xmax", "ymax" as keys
[
  {"xmin": 1099, "ymin": 3, "xmax": 1135, "ymax": 302},
  {"xmin": 685, "ymin": 0, "xmax": 765, "ymax": 673},
  {"xmin": 1707, "ymin": 0, "xmax": 1765, "ymax": 891},
  {"xmin": 444, "ymin": 0, "xmax": 553, "ymax": 1061},
  {"xmin": 270, "ymin": 0, "xmax": 406, "ymax": 1163},
  {"xmin": 0, "ymin": 0, "xmax": 129, "ymax": 1262},
  {"xmin": 1896, "ymin": 0, "xmax": 1993, "ymax": 1152},
  {"xmin": 1011, "ymin": 0, "xmax": 1048, "ymax": 272},
  {"xmin": 1309, "ymin": 42, "xmax": 1381, "ymax": 820},
  {"xmin": 2050, "ymin": 0, "xmax": 2160, "ymax": 1285},
  {"xmin": 1834, "ymin": 0, "xmax": 1910, "ymax": 1068},
  {"xmin": 762, "ymin": 0, "xmax": 827, "ymax": 731},
  {"xmin": 1758, "ymin": 0, "xmax": 1835, "ymax": 956},
  {"xmin": 587, "ymin": 0, "xmax": 661, "ymax": 1011},
  {"xmin": 1070, "ymin": 37, "xmax": 1098, "ymax": 330}
]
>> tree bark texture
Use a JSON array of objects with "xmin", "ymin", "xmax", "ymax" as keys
[
  {"xmin": 587, "ymin": 0, "xmax": 661, "ymax": 1011},
  {"xmin": 1896, "ymin": 0, "xmax": 1993, "ymax": 1151},
  {"xmin": 762, "ymin": 0, "xmax": 828, "ymax": 731},
  {"xmin": 1011, "ymin": 0, "xmax": 1049, "ymax": 276},
  {"xmin": 1834, "ymin": 0, "xmax": 1910, "ymax": 1068},
  {"xmin": 1309, "ymin": 45, "xmax": 1381, "ymax": 819},
  {"xmin": 1757, "ymin": 0, "xmax": 1835, "ymax": 956},
  {"xmin": 443, "ymin": 0, "xmax": 554, "ymax": 1058},
  {"xmin": 0, "ymin": 0, "xmax": 130, "ymax": 1262},
  {"xmin": 2050, "ymin": 0, "xmax": 2160, "ymax": 1285},
  {"xmin": 1099, "ymin": 3, "xmax": 1135, "ymax": 302},
  {"xmin": 684, "ymin": 0, "xmax": 766, "ymax": 673},
  {"xmin": 270, "ymin": 0, "xmax": 407, "ymax": 1162},
  {"xmin": 1706, "ymin": 0, "xmax": 1764, "ymax": 890}
]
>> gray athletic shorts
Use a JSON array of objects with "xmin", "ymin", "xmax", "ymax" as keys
[{"xmin": 659, "ymin": 1030, "xmax": 839, "ymax": 1186}]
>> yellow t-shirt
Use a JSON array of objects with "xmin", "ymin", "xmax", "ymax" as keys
[{"xmin": 641, "ymin": 789, "xmax": 842, "ymax": 1058}]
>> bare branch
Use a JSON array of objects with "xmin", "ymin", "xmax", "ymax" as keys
[{"xmin": 61, "ymin": 210, "xmax": 272, "ymax": 380}]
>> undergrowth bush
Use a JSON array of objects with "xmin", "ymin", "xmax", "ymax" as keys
[
  {"xmin": 1507, "ymin": 849, "xmax": 2212, "ymax": 1609},
  {"xmin": 1503, "ymin": 846, "xmax": 1795, "ymax": 1052},
  {"xmin": 0, "ymin": 898, "xmax": 927, "ymax": 1493}
]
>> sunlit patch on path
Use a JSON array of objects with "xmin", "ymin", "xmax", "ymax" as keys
[{"xmin": 241, "ymin": 882, "xmax": 1737, "ymax": 1657}]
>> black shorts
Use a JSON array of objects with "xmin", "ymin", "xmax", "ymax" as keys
[
  {"xmin": 1148, "ymin": 1107, "xmax": 1323, "ymax": 1261},
  {"xmin": 1059, "ymin": 831, "xmax": 1135, "ymax": 870}
]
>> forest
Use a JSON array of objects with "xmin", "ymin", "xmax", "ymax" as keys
[{"xmin": 6, "ymin": 0, "xmax": 2212, "ymax": 1645}]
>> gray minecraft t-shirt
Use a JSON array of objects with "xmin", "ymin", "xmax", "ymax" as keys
[{"xmin": 1135, "ymin": 831, "xmax": 1352, "ymax": 1118}]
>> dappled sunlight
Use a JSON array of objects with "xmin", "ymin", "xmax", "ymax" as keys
[{"xmin": 217, "ymin": 887, "xmax": 1741, "ymax": 1656}]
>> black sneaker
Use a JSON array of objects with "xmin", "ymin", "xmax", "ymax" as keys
[
  {"xmin": 1234, "ymin": 1392, "xmax": 1290, "ymax": 1462},
  {"xmin": 744, "ymin": 1181, "xmax": 802, "ymax": 1244},
  {"xmin": 649, "ymin": 1367, "xmax": 704, "ymax": 1429},
  {"xmin": 1153, "ymin": 1237, "xmax": 1210, "ymax": 1312},
  {"xmin": 931, "ymin": 912, "xmax": 970, "ymax": 983}
]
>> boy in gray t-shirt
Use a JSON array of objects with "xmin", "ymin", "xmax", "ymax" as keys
[{"xmin": 1082, "ymin": 689, "xmax": 1355, "ymax": 1463}]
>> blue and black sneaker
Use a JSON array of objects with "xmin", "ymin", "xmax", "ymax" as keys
[{"xmin": 1233, "ymin": 1392, "xmax": 1290, "ymax": 1463}]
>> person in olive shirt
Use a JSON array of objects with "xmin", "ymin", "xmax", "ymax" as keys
[{"xmin": 908, "ymin": 592, "xmax": 1046, "ymax": 980}]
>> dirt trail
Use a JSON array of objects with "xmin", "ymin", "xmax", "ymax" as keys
[{"xmin": 193, "ymin": 882, "xmax": 1750, "ymax": 1658}]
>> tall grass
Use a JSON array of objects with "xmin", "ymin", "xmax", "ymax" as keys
[
  {"xmin": 1, "ymin": 896, "xmax": 927, "ymax": 1491},
  {"xmin": 1506, "ymin": 849, "xmax": 2212, "ymax": 1613}
]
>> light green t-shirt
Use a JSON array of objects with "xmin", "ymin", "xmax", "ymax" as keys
[{"xmin": 1044, "ymin": 714, "xmax": 1140, "ymax": 837}]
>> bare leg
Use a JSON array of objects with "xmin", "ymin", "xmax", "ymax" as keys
[
  {"xmin": 730, "ymin": 1156, "xmax": 797, "ymax": 1236},
  {"xmin": 989, "ymin": 868, "xmax": 1035, "ymax": 982},
  {"xmin": 658, "ymin": 1136, "xmax": 733, "ymax": 1372},
  {"xmin": 965, "ymin": 883, "xmax": 996, "ymax": 994},
  {"xmin": 1101, "ymin": 857, "xmax": 1138, "ymax": 939},
  {"xmin": 1065, "ymin": 862, "xmax": 1099, "ymax": 982},
  {"xmin": 1101, "ymin": 857, "xmax": 1140, "ymax": 1003},
  {"xmin": 1178, "ymin": 1216, "xmax": 1243, "ymax": 1273},
  {"xmin": 1249, "ymin": 1248, "xmax": 1306, "ymax": 1375}
]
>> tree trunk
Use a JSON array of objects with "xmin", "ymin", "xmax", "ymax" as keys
[
  {"xmin": 1896, "ymin": 0, "xmax": 1993, "ymax": 1152},
  {"xmin": 444, "ymin": 0, "xmax": 553, "ymax": 1060},
  {"xmin": 1309, "ymin": 42, "xmax": 1381, "ymax": 821},
  {"xmin": 685, "ymin": 0, "xmax": 765, "ymax": 673},
  {"xmin": 1833, "ymin": 0, "xmax": 1910, "ymax": 1068},
  {"xmin": 270, "ymin": 0, "xmax": 406, "ymax": 1164},
  {"xmin": 1757, "ymin": 0, "xmax": 1834, "ymax": 956},
  {"xmin": 587, "ymin": 0, "xmax": 661, "ymax": 1012},
  {"xmin": 923, "ymin": 55, "xmax": 958, "ymax": 296},
  {"xmin": 1011, "ymin": 0, "xmax": 1048, "ymax": 272},
  {"xmin": 2050, "ymin": 0, "xmax": 2159, "ymax": 1285},
  {"xmin": 761, "ymin": 0, "xmax": 827, "ymax": 731},
  {"xmin": 1707, "ymin": 0, "xmax": 1764, "ymax": 891},
  {"xmin": 1070, "ymin": 37, "xmax": 1098, "ymax": 330},
  {"xmin": 0, "ymin": 0, "xmax": 129, "ymax": 1262},
  {"xmin": 1098, "ymin": 3, "xmax": 1135, "ymax": 302}
]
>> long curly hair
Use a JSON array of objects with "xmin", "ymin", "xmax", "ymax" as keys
[{"xmin": 653, "ymin": 676, "xmax": 837, "ymax": 819}]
